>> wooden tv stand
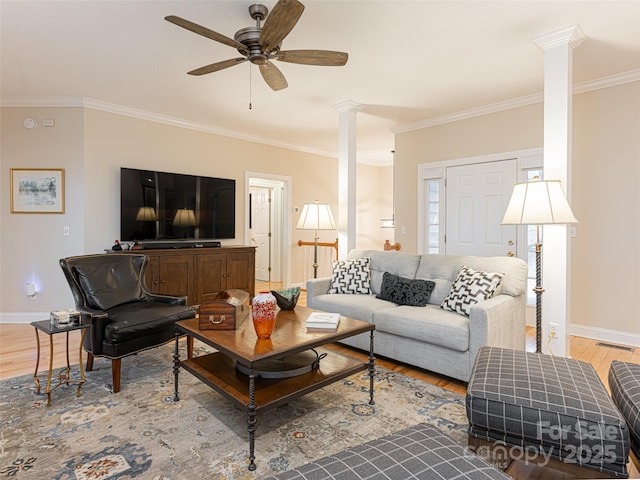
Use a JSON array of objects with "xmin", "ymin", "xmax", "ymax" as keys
[{"xmin": 134, "ymin": 246, "xmax": 256, "ymax": 305}]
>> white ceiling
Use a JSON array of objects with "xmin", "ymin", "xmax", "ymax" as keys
[{"xmin": 2, "ymin": 1, "xmax": 639, "ymax": 166}]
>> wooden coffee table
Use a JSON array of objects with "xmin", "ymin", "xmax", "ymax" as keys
[{"xmin": 173, "ymin": 305, "xmax": 375, "ymax": 471}]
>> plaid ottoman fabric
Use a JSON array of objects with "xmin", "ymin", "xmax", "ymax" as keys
[
  {"xmin": 466, "ymin": 346, "xmax": 630, "ymax": 477},
  {"xmin": 265, "ymin": 423, "xmax": 510, "ymax": 480},
  {"xmin": 609, "ymin": 361, "xmax": 640, "ymax": 462}
]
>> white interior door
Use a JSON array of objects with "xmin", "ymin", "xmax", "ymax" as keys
[
  {"xmin": 445, "ymin": 159, "xmax": 517, "ymax": 256},
  {"xmin": 250, "ymin": 186, "xmax": 271, "ymax": 282}
]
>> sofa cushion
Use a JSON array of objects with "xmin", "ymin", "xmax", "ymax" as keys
[
  {"xmin": 416, "ymin": 254, "xmax": 527, "ymax": 304},
  {"xmin": 373, "ymin": 305, "xmax": 469, "ymax": 352},
  {"xmin": 309, "ymin": 293, "xmax": 396, "ymax": 324},
  {"xmin": 74, "ymin": 256, "xmax": 145, "ymax": 311},
  {"xmin": 441, "ymin": 266, "xmax": 503, "ymax": 317},
  {"xmin": 328, "ymin": 257, "xmax": 371, "ymax": 294},
  {"xmin": 347, "ymin": 250, "xmax": 421, "ymax": 295},
  {"xmin": 376, "ymin": 272, "xmax": 435, "ymax": 306}
]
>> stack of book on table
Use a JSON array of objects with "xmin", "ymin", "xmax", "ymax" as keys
[{"xmin": 306, "ymin": 312, "xmax": 340, "ymax": 332}]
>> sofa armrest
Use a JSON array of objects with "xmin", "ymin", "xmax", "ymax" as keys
[
  {"xmin": 468, "ymin": 294, "xmax": 526, "ymax": 360},
  {"xmin": 306, "ymin": 277, "xmax": 331, "ymax": 304}
]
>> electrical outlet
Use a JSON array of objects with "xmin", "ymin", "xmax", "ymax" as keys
[{"xmin": 549, "ymin": 322, "xmax": 559, "ymax": 339}]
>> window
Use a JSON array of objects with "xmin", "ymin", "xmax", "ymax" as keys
[{"xmin": 426, "ymin": 179, "xmax": 441, "ymax": 254}]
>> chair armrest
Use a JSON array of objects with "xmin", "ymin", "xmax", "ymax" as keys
[
  {"xmin": 306, "ymin": 277, "xmax": 331, "ymax": 303},
  {"xmin": 77, "ymin": 307, "xmax": 109, "ymax": 355},
  {"xmin": 145, "ymin": 293, "xmax": 188, "ymax": 306},
  {"xmin": 468, "ymin": 294, "xmax": 526, "ymax": 359}
]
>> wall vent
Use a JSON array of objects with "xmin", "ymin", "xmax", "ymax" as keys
[{"xmin": 595, "ymin": 342, "xmax": 635, "ymax": 352}]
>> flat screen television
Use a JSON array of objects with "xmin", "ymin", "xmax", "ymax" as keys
[{"xmin": 120, "ymin": 167, "xmax": 235, "ymax": 243}]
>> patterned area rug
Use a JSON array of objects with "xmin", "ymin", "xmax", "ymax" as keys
[{"xmin": 0, "ymin": 342, "xmax": 468, "ymax": 479}]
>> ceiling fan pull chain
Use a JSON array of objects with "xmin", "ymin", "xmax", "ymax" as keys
[{"xmin": 249, "ymin": 63, "xmax": 253, "ymax": 110}]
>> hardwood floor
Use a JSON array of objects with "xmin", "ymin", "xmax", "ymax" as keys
[{"xmin": 1, "ymin": 281, "xmax": 638, "ymax": 478}]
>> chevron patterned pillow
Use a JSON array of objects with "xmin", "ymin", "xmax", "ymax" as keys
[
  {"xmin": 441, "ymin": 266, "xmax": 504, "ymax": 316},
  {"xmin": 328, "ymin": 257, "xmax": 372, "ymax": 294}
]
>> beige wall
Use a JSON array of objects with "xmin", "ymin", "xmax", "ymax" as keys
[
  {"xmin": 1, "ymin": 106, "xmax": 391, "ymax": 322},
  {"xmin": 356, "ymin": 163, "xmax": 394, "ymax": 250},
  {"xmin": 1, "ymin": 107, "xmax": 85, "ymax": 320},
  {"xmin": 393, "ymin": 82, "xmax": 640, "ymax": 344}
]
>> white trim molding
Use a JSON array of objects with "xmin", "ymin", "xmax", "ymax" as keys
[
  {"xmin": 571, "ymin": 324, "xmax": 640, "ymax": 349},
  {"xmin": 393, "ymin": 69, "xmax": 640, "ymax": 134},
  {"xmin": 0, "ymin": 312, "xmax": 48, "ymax": 324}
]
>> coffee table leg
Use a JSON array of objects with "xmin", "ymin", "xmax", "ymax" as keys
[
  {"xmin": 247, "ymin": 373, "xmax": 257, "ymax": 471},
  {"xmin": 173, "ymin": 330, "xmax": 181, "ymax": 402},
  {"xmin": 368, "ymin": 330, "xmax": 375, "ymax": 405}
]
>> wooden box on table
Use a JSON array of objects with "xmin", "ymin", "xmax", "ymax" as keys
[{"xmin": 198, "ymin": 289, "xmax": 250, "ymax": 330}]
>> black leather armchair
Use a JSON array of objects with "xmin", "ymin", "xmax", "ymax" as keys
[{"xmin": 60, "ymin": 253, "xmax": 195, "ymax": 393}]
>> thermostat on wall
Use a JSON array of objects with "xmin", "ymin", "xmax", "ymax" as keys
[{"xmin": 23, "ymin": 118, "xmax": 38, "ymax": 129}]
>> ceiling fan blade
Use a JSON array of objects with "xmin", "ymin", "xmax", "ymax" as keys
[
  {"xmin": 188, "ymin": 57, "xmax": 247, "ymax": 76},
  {"xmin": 277, "ymin": 50, "xmax": 348, "ymax": 66},
  {"xmin": 259, "ymin": 61, "xmax": 288, "ymax": 91},
  {"xmin": 259, "ymin": 0, "xmax": 305, "ymax": 53},
  {"xmin": 165, "ymin": 15, "xmax": 247, "ymax": 53}
]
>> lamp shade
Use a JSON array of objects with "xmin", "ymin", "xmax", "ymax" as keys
[
  {"xmin": 173, "ymin": 208, "xmax": 197, "ymax": 227},
  {"xmin": 501, "ymin": 179, "xmax": 578, "ymax": 225},
  {"xmin": 135, "ymin": 206, "xmax": 158, "ymax": 221},
  {"xmin": 296, "ymin": 201, "xmax": 336, "ymax": 231}
]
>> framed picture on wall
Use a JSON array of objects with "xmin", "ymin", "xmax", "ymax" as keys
[{"xmin": 10, "ymin": 168, "xmax": 65, "ymax": 214}]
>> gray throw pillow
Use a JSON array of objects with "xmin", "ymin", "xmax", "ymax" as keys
[{"xmin": 376, "ymin": 272, "xmax": 435, "ymax": 306}]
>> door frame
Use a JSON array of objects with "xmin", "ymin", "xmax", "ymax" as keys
[
  {"xmin": 245, "ymin": 171, "xmax": 292, "ymax": 288},
  {"xmin": 417, "ymin": 147, "xmax": 542, "ymax": 259}
]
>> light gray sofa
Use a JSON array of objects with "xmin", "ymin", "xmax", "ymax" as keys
[{"xmin": 307, "ymin": 249, "xmax": 528, "ymax": 382}]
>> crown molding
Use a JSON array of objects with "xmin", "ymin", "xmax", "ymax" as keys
[
  {"xmin": 392, "ymin": 68, "xmax": 640, "ymax": 134},
  {"xmin": 533, "ymin": 24, "xmax": 586, "ymax": 50},
  {"xmin": 3, "ymin": 68, "xmax": 638, "ymax": 160},
  {"xmin": 1, "ymin": 96, "xmax": 337, "ymax": 161}
]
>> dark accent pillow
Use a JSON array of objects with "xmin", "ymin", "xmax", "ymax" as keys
[
  {"xmin": 74, "ymin": 256, "xmax": 145, "ymax": 311},
  {"xmin": 376, "ymin": 272, "xmax": 435, "ymax": 307}
]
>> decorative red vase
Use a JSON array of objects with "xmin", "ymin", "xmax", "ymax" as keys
[{"xmin": 252, "ymin": 292, "xmax": 277, "ymax": 339}]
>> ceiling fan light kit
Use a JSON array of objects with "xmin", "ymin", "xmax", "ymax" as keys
[{"xmin": 165, "ymin": 0, "xmax": 348, "ymax": 91}]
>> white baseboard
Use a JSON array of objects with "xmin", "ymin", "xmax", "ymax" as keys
[
  {"xmin": 0, "ymin": 312, "xmax": 50, "ymax": 324},
  {"xmin": 570, "ymin": 323, "xmax": 640, "ymax": 349},
  {"xmin": 524, "ymin": 306, "xmax": 638, "ymax": 349}
]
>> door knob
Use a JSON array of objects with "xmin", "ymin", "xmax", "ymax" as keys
[
  {"xmin": 507, "ymin": 251, "xmax": 515, "ymax": 257},
  {"xmin": 508, "ymin": 240, "xmax": 514, "ymax": 246}
]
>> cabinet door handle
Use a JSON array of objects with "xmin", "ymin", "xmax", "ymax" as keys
[{"xmin": 161, "ymin": 280, "xmax": 166, "ymax": 284}]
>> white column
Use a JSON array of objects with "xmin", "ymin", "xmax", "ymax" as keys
[
  {"xmin": 332, "ymin": 100, "xmax": 362, "ymax": 259},
  {"xmin": 533, "ymin": 25, "xmax": 584, "ymax": 357}
]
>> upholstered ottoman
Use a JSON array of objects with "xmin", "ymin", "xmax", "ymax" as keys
[
  {"xmin": 466, "ymin": 346, "xmax": 630, "ymax": 477},
  {"xmin": 609, "ymin": 361, "xmax": 640, "ymax": 465},
  {"xmin": 265, "ymin": 422, "xmax": 510, "ymax": 479}
]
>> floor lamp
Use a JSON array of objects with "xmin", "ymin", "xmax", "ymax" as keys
[
  {"xmin": 296, "ymin": 200, "xmax": 336, "ymax": 278},
  {"xmin": 501, "ymin": 178, "xmax": 578, "ymax": 353}
]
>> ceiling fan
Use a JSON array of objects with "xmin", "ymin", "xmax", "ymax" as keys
[{"xmin": 165, "ymin": 0, "xmax": 348, "ymax": 91}]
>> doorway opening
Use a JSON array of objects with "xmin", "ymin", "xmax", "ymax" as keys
[{"xmin": 245, "ymin": 172, "xmax": 292, "ymax": 288}]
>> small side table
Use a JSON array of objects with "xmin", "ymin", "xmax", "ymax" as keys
[{"xmin": 31, "ymin": 319, "xmax": 90, "ymax": 406}]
